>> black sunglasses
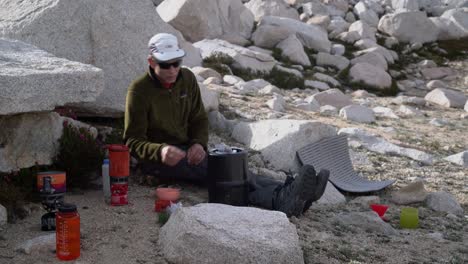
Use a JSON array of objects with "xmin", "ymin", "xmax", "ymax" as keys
[{"xmin": 158, "ymin": 60, "xmax": 182, "ymax": 69}]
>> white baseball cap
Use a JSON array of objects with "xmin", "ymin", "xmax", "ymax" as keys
[{"xmin": 148, "ymin": 33, "xmax": 185, "ymax": 62}]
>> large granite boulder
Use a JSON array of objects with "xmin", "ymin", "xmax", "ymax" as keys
[
  {"xmin": 431, "ymin": 8, "xmax": 468, "ymax": 40},
  {"xmin": 0, "ymin": 0, "xmax": 202, "ymax": 116},
  {"xmin": 231, "ymin": 119, "xmax": 336, "ymax": 171},
  {"xmin": 424, "ymin": 88, "xmax": 467, "ymax": 108},
  {"xmin": 378, "ymin": 11, "xmax": 439, "ymax": 44},
  {"xmin": 245, "ymin": 0, "xmax": 299, "ymax": 21},
  {"xmin": 193, "ymin": 39, "xmax": 276, "ymax": 73},
  {"xmin": 349, "ymin": 63, "xmax": 392, "ymax": 90},
  {"xmin": 0, "ymin": 112, "xmax": 96, "ymax": 172},
  {"xmin": 0, "ymin": 38, "xmax": 103, "ymax": 115},
  {"xmin": 157, "ymin": 0, "xmax": 254, "ymax": 44},
  {"xmin": 255, "ymin": 16, "xmax": 331, "ymax": 52},
  {"xmin": 159, "ymin": 204, "xmax": 304, "ymax": 264}
]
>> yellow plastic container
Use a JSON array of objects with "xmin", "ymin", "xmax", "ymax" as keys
[{"xmin": 400, "ymin": 207, "xmax": 419, "ymax": 229}]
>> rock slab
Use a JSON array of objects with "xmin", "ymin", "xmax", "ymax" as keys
[{"xmin": 159, "ymin": 203, "xmax": 304, "ymax": 264}]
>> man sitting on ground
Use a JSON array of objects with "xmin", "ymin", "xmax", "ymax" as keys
[{"xmin": 123, "ymin": 33, "xmax": 329, "ymax": 217}]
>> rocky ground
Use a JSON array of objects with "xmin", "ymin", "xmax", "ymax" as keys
[{"xmin": 1, "ymin": 58, "xmax": 467, "ymax": 263}]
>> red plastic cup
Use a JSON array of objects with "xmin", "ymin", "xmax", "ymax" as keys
[{"xmin": 370, "ymin": 204, "xmax": 389, "ymax": 219}]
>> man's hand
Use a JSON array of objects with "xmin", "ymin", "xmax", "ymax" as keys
[
  {"xmin": 160, "ymin": 145, "xmax": 186, "ymax": 166},
  {"xmin": 187, "ymin": 143, "xmax": 206, "ymax": 165}
]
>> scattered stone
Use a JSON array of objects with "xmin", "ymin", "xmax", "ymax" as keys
[
  {"xmin": 391, "ymin": 181, "xmax": 428, "ymax": 205},
  {"xmin": 331, "ymin": 43, "xmax": 345, "ymax": 56},
  {"xmin": 191, "ymin": 66, "xmax": 222, "ymax": 80},
  {"xmin": 349, "ymin": 196, "xmax": 381, "ymax": 207},
  {"xmin": 338, "ymin": 127, "xmax": 434, "ymax": 165},
  {"xmin": 429, "ymin": 118, "xmax": 448, "ymax": 127},
  {"xmin": 349, "ymin": 63, "xmax": 392, "ymax": 90},
  {"xmin": 351, "ymin": 51, "xmax": 388, "ymax": 71},
  {"xmin": 0, "ymin": 204, "xmax": 6, "ymax": 226},
  {"xmin": 316, "ymin": 52, "xmax": 350, "ymax": 71},
  {"xmin": 391, "ymin": 95, "xmax": 426, "ymax": 106},
  {"xmin": 426, "ymin": 80, "xmax": 447, "ymax": 89},
  {"xmin": 15, "ymin": 234, "xmax": 55, "ymax": 254},
  {"xmin": 235, "ymin": 79, "xmax": 271, "ymax": 94},
  {"xmin": 373, "ymin": 107, "xmax": 400, "ymax": 119},
  {"xmin": 426, "ymin": 192, "xmax": 464, "ymax": 216},
  {"xmin": 320, "ymin": 105, "xmax": 339, "ymax": 116},
  {"xmin": 424, "ymin": 88, "xmax": 467, "ymax": 108},
  {"xmin": 276, "ymin": 34, "xmax": 311, "ymax": 66},
  {"xmin": 203, "ymin": 77, "xmax": 222, "ymax": 85},
  {"xmin": 312, "ymin": 73, "xmax": 341, "ymax": 87},
  {"xmin": 444, "ymin": 151, "xmax": 468, "ymax": 168},
  {"xmin": 159, "ymin": 204, "xmax": 305, "ymax": 264},
  {"xmin": 305, "ymin": 80, "xmax": 330, "ymax": 91},
  {"xmin": 316, "ymin": 183, "xmax": 346, "ymax": 205},
  {"xmin": 266, "ymin": 94, "xmax": 286, "ymax": 112},
  {"xmin": 231, "ymin": 120, "xmax": 336, "ymax": 171},
  {"xmin": 353, "ymin": 1, "xmax": 379, "ymax": 27},
  {"xmin": 420, "ymin": 67, "xmax": 455, "ymax": 80},
  {"xmin": 339, "ymin": 105, "xmax": 375, "ymax": 123},
  {"xmin": 378, "ymin": 11, "xmax": 438, "ymax": 44},
  {"xmin": 348, "ymin": 20, "xmax": 376, "ymax": 41},
  {"xmin": 259, "ymin": 84, "xmax": 282, "ymax": 95},
  {"xmin": 398, "ymin": 105, "xmax": 424, "ymax": 117},
  {"xmin": 223, "ymin": 75, "xmax": 244, "ymax": 85},
  {"xmin": 334, "ymin": 212, "xmax": 397, "ymax": 235},
  {"xmin": 310, "ymin": 89, "xmax": 353, "ymax": 109}
]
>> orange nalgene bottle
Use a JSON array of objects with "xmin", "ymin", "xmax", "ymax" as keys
[{"xmin": 56, "ymin": 203, "xmax": 80, "ymax": 260}]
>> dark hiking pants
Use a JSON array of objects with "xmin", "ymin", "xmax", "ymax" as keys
[{"xmin": 139, "ymin": 156, "xmax": 282, "ymax": 210}]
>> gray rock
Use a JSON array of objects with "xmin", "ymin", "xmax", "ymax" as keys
[
  {"xmin": 429, "ymin": 118, "xmax": 448, "ymax": 127},
  {"xmin": 15, "ymin": 234, "xmax": 55, "ymax": 254},
  {"xmin": 316, "ymin": 52, "xmax": 350, "ymax": 71},
  {"xmin": 397, "ymin": 105, "xmax": 424, "ymax": 117},
  {"xmin": 348, "ymin": 21, "xmax": 377, "ymax": 41},
  {"xmin": 157, "ymin": 0, "xmax": 254, "ymax": 43},
  {"xmin": 310, "ymin": 89, "xmax": 353, "ymax": 109},
  {"xmin": 331, "ymin": 43, "xmax": 345, "ymax": 56},
  {"xmin": 391, "ymin": 181, "xmax": 428, "ymax": 205},
  {"xmin": 259, "ymin": 84, "xmax": 282, "ymax": 95},
  {"xmin": 0, "ymin": 112, "xmax": 96, "ymax": 172},
  {"xmin": 223, "ymin": 75, "xmax": 244, "ymax": 85},
  {"xmin": 349, "ymin": 63, "xmax": 392, "ymax": 89},
  {"xmin": 373, "ymin": 107, "xmax": 400, "ymax": 119},
  {"xmin": 339, "ymin": 105, "xmax": 375, "ymax": 123},
  {"xmin": 0, "ymin": 38, "xmax": 104, "ymax": 115},
  {"xmin": 267, "ymin": 94, "xmax": 286, "ymax": 112},
  {"xmin": 378, "ymin": 11, "xmax": 439, "ymax": 44},
  {"xmin": 0, "ymin": 0, "xmax": 202, "ymax": 116},
  {"xmin": 316, "ymin": 182, "xmax": 346, "ymax": 205},
  {"xmin": 320, "ymin": 105, "xmax": 339, "ymax": 116},
  {"xmin": 349, "ymin": 196, "xmax": 380, "ymax": 206},
  {"xmin": 465, "ymin": 100, "xmax": 468, "ymax": 112},
  {"xmin": 0, "ymin": 204, "xmax": 6, "ymax": 226},
  {"xmin": 258, "ymin": 16, "xmax": 331, "ymax": 52},
  {"xmin": 245, "ymin": 0, "xmax": 299, "ymax": 22},
  {"xmin": 354, "ymin": 1, "xmax": 379, "ymax": 27},
  {"xmin": 194, "ymin": 39, "xmax": 276, "ymax": 73},
  {"xmin": 424, "ymin": 88, "xmax": 467, "ymax": 108},
  {"xmin": 334, "ymin": 212, "xmax": 397, "ymax": 235},
  {"xmin": 198, "ymin": 83, "xmax": 220, "ymax": 112},
  {"xmin": 444, "ymin": 151, "xmax": 468, "ymax": 167},
  {"xmin": 426, "ymin": 80, "xmax": 447, "ymax": 89},
  {"xmin": 159, "ymin": 204, "xmax": 304, "ymax": 264},
  {"xmin": 391, "ymin": 95, "xmax": 426, "ymax": 106},
  {"xmin": 426, "ymin": 192, "xmax": 464, "ymax": 216},
  {"xmin": 312, "ymin": 73, "xmax": 340, "ymax": 87},
  {"xmin": 421, "ymin": 67, "xmax": 455, "ymax": 80},
  {"xmin": 351, "ymin": 52, "xmax": 388, "ymax": 71},
  {"xmin": 305, "ymin": 80, "xmax": 330, "ymax": 91},
  {"xmin": 232, "ymin": 120, "xmax": 336, "ymax": 171},
  {"xmin": 191, "ymin": 67, "xmax": 222, "ymax": 80},
  {"xmin": 276, "ymin": 34, "xmax": 311, "ymax": 66},
  {"xmin": 338, "ymin": 127, "xmax": 434, "ymax": 165}
]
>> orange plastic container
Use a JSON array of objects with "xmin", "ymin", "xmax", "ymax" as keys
[
  {"xmin": 108, "ymin": 144, "xmax": 130, "ymax": 177},
  {"xmin": 56, "ymin": 204, "xmax": 80, "ymax": 261}
]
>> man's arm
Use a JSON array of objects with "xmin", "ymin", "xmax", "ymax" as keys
[{"xmin": 123, "ymin": 87, "xmax": 166, "ymax": 162}]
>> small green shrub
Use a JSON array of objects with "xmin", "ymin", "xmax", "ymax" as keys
[
  {"xmin": 202, "ymin": 52, "xmax": 235, "ymax": 76},
  {"xmin": 54, "ymin": 121, "xmax": 104, "ymax": 189},
  {"xmin": 266, "ymin": 67, "xmax": 304, "ymax": 89}
]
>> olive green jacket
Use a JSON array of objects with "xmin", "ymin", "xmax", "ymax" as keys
[{"xmin": 123, "ymin": 67, "xmax": 208, "ymax": 162}]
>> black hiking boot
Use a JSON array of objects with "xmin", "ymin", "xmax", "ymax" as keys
[
  {"xmin": 302, "ymin": 169, "xmax": 329, "ymax": 213},
  {"xmin": 273, "ymin": 165, "xmax": 318, "ymax": 217}
]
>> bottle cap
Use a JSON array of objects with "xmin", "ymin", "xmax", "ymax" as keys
[
  {"xmin": 103, "ymin": 159, "xmax": 109, "ymax": 164},
  {"xmin": 58, "ymin": 203, "xmax": 77, "ymax": 213}
]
